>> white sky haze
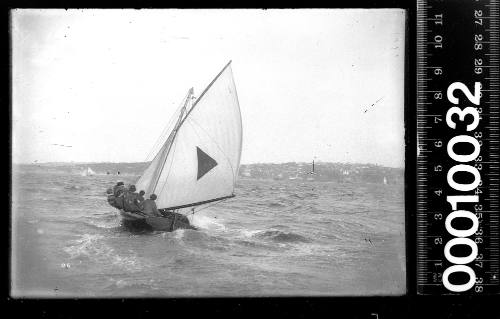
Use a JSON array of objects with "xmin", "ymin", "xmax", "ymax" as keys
[{"xmin": 12, "ymin": 9, "xmax": 406, "ymax": 167}]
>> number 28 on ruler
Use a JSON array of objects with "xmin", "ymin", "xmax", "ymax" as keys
[{"xmin": 441, "ymin": 81, "xmax": 483, "ymax": 293}]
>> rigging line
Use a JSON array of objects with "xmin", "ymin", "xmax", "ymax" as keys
[
  {"xmin": 151, "ymin": 91, "xmax": 191, "ymax": 193},
  {"xmin": 144, "ymin": 113, "xmax": 177, "ymax": 162},
  {"xmin": 148, "ymin": 135, "xmax": 172, "ymax": 193},
  {"xmin": 189, "ymin": 196, "xmax": 231, "ymax": 224},
  {"xmin": 186, "ymin": 117, "xmax": 237, "ymax": 185},
  {"xmin": 139, "ymin": 134, "xmax": 169, "ymax": 184},
  {"xmin": 190, "ymin": 197, "xmax": 232, "ymax": 224},
  {"xmin": 144, "ymin": 91, "xmax": 191, "ymax": 162},
  {"xmin": 156, "ymin": 129, "xmax": 180, "ymax": 198},
  {"xmin": 144, "ymin": 122, "xmax": 170, "ymax": 162}
]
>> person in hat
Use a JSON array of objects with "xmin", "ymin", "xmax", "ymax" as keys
[
  {"xmin": 123, "ymin": 185, "xmax": 141, "ymax": 212},
  {"xmin": 142, "ymin": 194, "xmax": 162, "ymax": 217},
  {"xmin": 113, "ymin": 181, "xmax": 125, "ymax": 197},
  {"xmin": 137, "ymin": 190, "xmax": 145, "ymax": 203},
  {"xmin": 111, "ymin": 182, "xmax": 126, "ymax": 209},
  {"xmin": 137, "ymin": 190, "xmax": 146, "ymax": 209},
  {"xmin": 106, "ymin": 188, "xmax": 117, "ymax": 208}
]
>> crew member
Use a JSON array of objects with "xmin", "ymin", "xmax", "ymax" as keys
[
  {"xmin": 112, "ymin": 182, "xmax": 126, "ymax": 209},
  {"xmin": 137, "ymin": 190, "xmax": 146, "ymax": 204},
  {"xmin": 113, "ymin": 182, "xmax": 125, "ymax": 197},
  {"xmin": 106, "ymin": 188, "xmax": 117, "ymax": 208},
  {"xmin": 124, "ymin": 185, "xmax": 142, "ymax": 212},
  {"xmin": 142, "ymin": 194, "xmax": 162, "ymax": 217}
]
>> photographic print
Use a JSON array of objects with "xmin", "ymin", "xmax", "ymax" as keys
[{"xmin": 11, "ymin": 9, "xmax": 406, "ymax": 297}]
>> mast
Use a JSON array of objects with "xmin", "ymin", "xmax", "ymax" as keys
[
  {"xmin": 312, "ymin": 160, "xmax": 315, "ymax": 173},
  {"xmin": 150, "ymin": 88, "xmax": 193, "ymax": 195}
]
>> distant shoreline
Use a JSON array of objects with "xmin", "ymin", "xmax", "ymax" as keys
[
  {"xmin": 12, "ymin": 161, "xmax": 404, "ymax": 170},
  {"xmin": 13, "ymin": 161, "xmax": 403, "ymax": 184}
]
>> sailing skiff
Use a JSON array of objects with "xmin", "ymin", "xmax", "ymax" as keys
[{"xmin": 117, "ymin": 61, "xmax": 242, "ymax": 231}]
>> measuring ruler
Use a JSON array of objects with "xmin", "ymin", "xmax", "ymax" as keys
[{"xmin": 416, "ymin": 0, "xmax": 499, "ymax": 294}]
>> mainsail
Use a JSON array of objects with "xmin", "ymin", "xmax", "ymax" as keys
[{"xmin": 135, "ymin": 61, "xmax": 242, "ymax": 210}]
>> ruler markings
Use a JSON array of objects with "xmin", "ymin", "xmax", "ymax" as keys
[{"xmin": 416, "ymin": 0, "xmax": 499, "ymax": 295}]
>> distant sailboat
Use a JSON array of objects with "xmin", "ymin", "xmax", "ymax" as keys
[
  {"xmin": 81, "ymin": 167, "xmax": 96, "ymax": 176},
  {"xmin": 383, "ymin": 176, "xmax": 388, "ymax": 185},
  {"xmin": 118, "ymin": 61, "xmax": 242, "ymax": 231}
]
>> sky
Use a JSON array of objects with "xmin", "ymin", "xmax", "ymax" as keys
[{"xmin": 12, "ymin": 9, "xmax": 406, "ymax": 167}]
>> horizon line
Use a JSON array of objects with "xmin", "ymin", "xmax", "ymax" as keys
[{"xmin": 12, "ymin": 160, "xmax": 404, "ymax": 169}]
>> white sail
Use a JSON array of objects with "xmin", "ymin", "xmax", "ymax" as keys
[
  {"xmin": 136, "ymin": 61, "xmax": 242, "ymax": 210},
  {"xmin": 81, "ymin": 167, "xmax": 95, "ymax": 176}
]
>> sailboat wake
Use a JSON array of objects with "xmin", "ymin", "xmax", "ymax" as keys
[{"xmin": 190, "ymin": 214, "xmax": 227, "ymax": 231}]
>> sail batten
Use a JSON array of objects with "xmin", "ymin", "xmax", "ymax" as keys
[{"xmin": 136, "ymin": 62, "xmax": 242, "ymax": 210}]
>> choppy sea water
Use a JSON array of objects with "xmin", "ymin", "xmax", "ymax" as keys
[{"xmin": 11, "ymin": 166, "xmax": 405, "ymax": 297}]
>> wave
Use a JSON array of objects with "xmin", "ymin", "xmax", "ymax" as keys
[
  {"xmin": 190, "ymin": 214, "xmax": 226, "ymax": 231},
  {"xmin": 90, "ymin": 211, "xmax": 119, "ymax": 218},
  {"xmin": 239, "ymin": 229, "xmax": 262, "ymax": 238},
  {"xmin": 82, "ymin": 219, "xmax": 122, "ymax": 230},
  {"xmin": 268, "ymin": 202, "xmax": 287, "ymax": 208},
  {"xmin": 63, "ymin": 234, "xmax": 108, "ymax": 259},
  {"xmin": 159, "ymin": 227, "xmax": 232, "ymax": 253},
  {"xmin": 304, "ymin": 192, "xmax": 319, "ymax": 198},
  {"xmin": 243, "ymin": 229, "xmax": 311, "ymax": 243},
  {"xmin": 234, "ymin": 239, "xmax": 273, "ymax": 250},
  {"xmin": 288, "ymin": 193, "xmax": 305, "ymax": 199},
  {"xmin": 74, "ymin": 212, "xmax": 122, "ymax": 230},
  {"xmin": 63, "ymin": 233, "xmax": 145, "ymax": 272},
  {"xmin": 173, "ymin": 228, "xmax": 185, "ymax": 239},
  {"xmin": 159, "ymin": 227, "xmax": 206, "ymax": 242},
  {"xmin": 64, "ymin": 185, "xmax": 91, "ymax": 191},
  {"xmin": 268, "ymin": 224, "xmax": 290, "ymax": 230}
]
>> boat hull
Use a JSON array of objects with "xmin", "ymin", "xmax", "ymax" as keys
[
  {"xmin": 119, "ymin": 209, "xmax": 196, "ymax": 232},
  {"xmin": 119, "ymin": 210, "xmax": 147, "ymax": 221}
]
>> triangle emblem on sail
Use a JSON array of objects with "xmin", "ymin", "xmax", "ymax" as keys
[{"xmin": 196, "ymin": 146, "xmax": 218, "ymax": 180}]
